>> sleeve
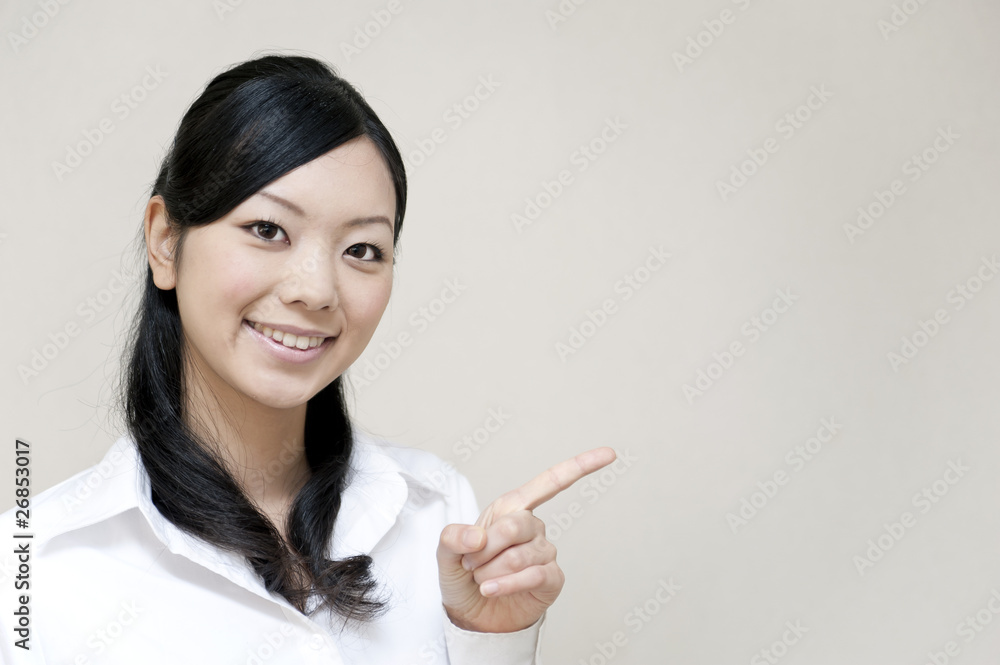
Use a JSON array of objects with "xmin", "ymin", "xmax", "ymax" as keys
[
  {"xmin": 443, "ymin": 612, "xmax": 545, "ymax": 665},
  {"xmin": 443, "ymin": 472, "xmax": 544, "ymax": 665}
]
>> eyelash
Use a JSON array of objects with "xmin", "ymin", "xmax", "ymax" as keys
[
  {"xmin": 349, "ymin": 242, "xmax": 386, "ymax": 262},
  {"xmin": 246, "ymin": 219, "xmax": 287, "ymax": 243},
  {"xmin": 244, "ymin": 220, "xmax": 387, "ymax": 262}
]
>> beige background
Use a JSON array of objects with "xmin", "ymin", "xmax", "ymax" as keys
[{"xmin": 2, "ymin": 0, "xmax": 1000, "ymax": 663}]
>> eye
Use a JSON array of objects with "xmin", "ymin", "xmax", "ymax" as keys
[
  {"xmin": 345, "ymin": 243, "xmax": 385, "ymax": 262},
  {"xmin": 246, "ymin": 220, "xmax": 288, "ymax": 243}
]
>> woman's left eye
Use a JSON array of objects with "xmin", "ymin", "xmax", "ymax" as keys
[{"xmin": 345, "ymin": 243, "xmax": 384, "ymax": 262}]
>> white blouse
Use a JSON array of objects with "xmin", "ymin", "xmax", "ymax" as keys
[{"xmin": 0, "ymin": 431, "xmax": 543, "ymax": 664}]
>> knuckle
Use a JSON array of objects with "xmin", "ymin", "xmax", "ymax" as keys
[
  {"xmin": 439, "ymin": 524, "xmax": 461, "ymax": 547},
  {"xmin": 539, "ymin": 538, "xmax": 557, "ymax": 560},
  {"xmin": 552, "ymin": 562, "xmax": 565, "ymax": 586},
  {"xmin": 505, "ymin": 547, "xmax": 527, "ymax": 570},
  {"xmin": 539, "ymin": 562, "xmax": 564, "ymax": 591},
  {"xmin": 497, "ymin": 517, "xmax": 520, "ymax": 540},
  {"xmin": 490, "ymin": 499, "xmax": 512, "ymax": 518}
]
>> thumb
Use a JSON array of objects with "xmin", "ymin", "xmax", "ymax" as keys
[
  {"xmin": 437, "ymin": 523, "xmax": 486, "ymax": 577},
  {"xmin": 437, "ymin": 524, "xmax": 488, "ymax": 618}
]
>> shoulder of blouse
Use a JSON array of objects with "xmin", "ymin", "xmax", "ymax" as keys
[
  {"xmin": 0, "ymin": 435, "xmax": 142, "ymax": 551},
  {"xmin": 349, "ymin": 427, "xmax": 471, "ymax": 499}
]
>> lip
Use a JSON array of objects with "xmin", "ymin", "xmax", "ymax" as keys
[
  {"xmin": 244, "ymin": 320, "xmax": 334, "ymax": 364},
  {"xmin": 246, "ymin": 319, "xmax": 335, "ymax": 338}
]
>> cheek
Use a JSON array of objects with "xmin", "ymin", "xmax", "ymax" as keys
[
  {"xmin": 186, "ymin": 246, "xmax": 262, "ymax": 307},
  {"xmin": 344, "ymin": 275, "xmax": 393, "ymax": 330},
  {"xmin": 218, "ymin": 267, "xmax": 260, "ymax": 306}
]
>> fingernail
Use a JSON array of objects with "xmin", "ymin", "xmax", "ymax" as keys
[
  {"xmin": 461, "ymin": 556, "xmax": 473, "ymax": 571},
  {"xmin": 463, "ymin": 529, "xmax": 482, "ymax": 548},
  {"xmin": 481, "ymin": 581, "xmax": 499, "ymax": 596}
]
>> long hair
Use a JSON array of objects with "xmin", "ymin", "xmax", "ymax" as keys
[{"xmin": 120, "ymin": 54, "xmax": 407, "ymax": 620}]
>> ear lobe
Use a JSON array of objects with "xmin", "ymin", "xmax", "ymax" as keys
[{"xmin": 144, "ymin": 195, "xmax": 178, "ymax": 290}]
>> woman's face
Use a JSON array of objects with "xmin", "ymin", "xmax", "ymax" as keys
[{"xmin": 155, "ymin": 136, "xmax": 396, "ymax": 412}]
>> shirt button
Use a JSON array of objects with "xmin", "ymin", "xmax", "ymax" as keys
[{"xmin": 309, "ymin": 634, "xmax": 324, "ymax": 650}]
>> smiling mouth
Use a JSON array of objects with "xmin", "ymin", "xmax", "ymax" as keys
[{"xmin": 245, "ymin": 320, "xmax": 333, "ymax": 350}]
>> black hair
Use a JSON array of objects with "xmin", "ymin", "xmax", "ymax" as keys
[{"xmin": 120, "ymin": 54, "xmax": 406, "ymax": 621}]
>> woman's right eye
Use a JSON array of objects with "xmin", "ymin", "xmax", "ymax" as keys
[{"xmin": 246, "ymin": 221, "xmax": 287, "ymax": 243}]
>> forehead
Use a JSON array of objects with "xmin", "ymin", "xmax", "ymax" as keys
[{"xmin": 256, "ymin": 136, "xmax": 396, "ymax": 221}]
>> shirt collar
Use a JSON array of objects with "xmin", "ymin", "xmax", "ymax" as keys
[
  {"xmin": 333, "ymin": 430, "xmax": 444, "ymax": 558},
  {"xmin": 32, "ymin": 430, "xmax": 447, "ymax": 614},
  {"xmin": 32, "ymin": 435, "xmax": 144, "ymax": 546},
  {"xmin": 35, "ymin": 430, "xmax": 447, "ymax": 559}
]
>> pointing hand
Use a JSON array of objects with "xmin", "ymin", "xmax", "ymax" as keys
[{"xmin": 437, "ymin": 447, "xmax": 617, "ymax": 633}]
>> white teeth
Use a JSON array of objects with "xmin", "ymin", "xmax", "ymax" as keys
[{"xmin": 250, "ymin": 321, "xmax": 327, "ymax": 350}]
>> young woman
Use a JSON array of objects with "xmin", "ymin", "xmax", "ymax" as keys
[{"xmin": 0, "ymin": 54, "xmax": 613, "ymax": 664}]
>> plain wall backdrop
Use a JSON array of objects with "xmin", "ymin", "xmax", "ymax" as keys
[{"xmin": 2, "ymin": 1, "xmax": 999, "ymax": 662}]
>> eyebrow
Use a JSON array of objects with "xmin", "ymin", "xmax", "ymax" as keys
[
  {"xmin": 257, "ymin": 190, "xmax": 392, "ymax": 230},
  {"xmin": 258, "ymin": 190, "xmax": 306, "ymax": 216},
  {"xmin": 344, "ymin": 216, "xmax": 393, "ymax": 230}
]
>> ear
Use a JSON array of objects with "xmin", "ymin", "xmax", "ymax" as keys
[{"xmin": 144, "ymin": 195, "xmax": 178, "ymax": 290}]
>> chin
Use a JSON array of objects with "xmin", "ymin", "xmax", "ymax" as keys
[{"xmin": 246, "ymin": 386, "xmax": 323, "ymax": 411}]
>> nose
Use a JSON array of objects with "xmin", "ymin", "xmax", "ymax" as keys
[{"xmin": 277, "ymin": 246, "xmax": 339, "ymax": 312}]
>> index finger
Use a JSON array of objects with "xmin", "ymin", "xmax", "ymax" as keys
[{"xmin": 501, "ymin": 447, "xmax": 617, "ymax": 513}]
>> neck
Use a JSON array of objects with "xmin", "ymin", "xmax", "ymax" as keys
[{"xmin": 183, "ymin": 368, "xmax": 311, "ymax": 531}]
